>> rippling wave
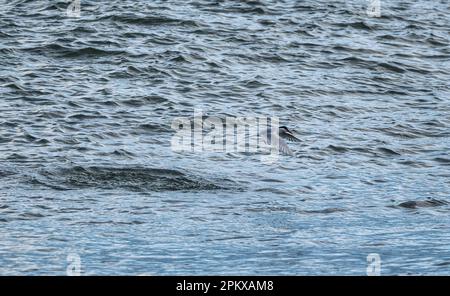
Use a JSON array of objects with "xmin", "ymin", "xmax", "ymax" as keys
[
  {"xmin": 31, "ymin": 166, "xmax": 228, "ymax": 191},
  {"xmin": 0, "ymin": 0, "xmax": 449, "ymax": 275}
]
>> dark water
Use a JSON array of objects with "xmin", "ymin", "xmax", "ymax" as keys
[{"xmin": 1, "ymin": 0, "xmax": 449, "ymax": 275}]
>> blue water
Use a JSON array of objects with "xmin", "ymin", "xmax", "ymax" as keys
[{"xmin": 0, "ymin": 0, "xmax": 449, "ymax": 275}]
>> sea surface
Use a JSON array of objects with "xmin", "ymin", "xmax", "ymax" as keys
[{"xmin": 0, "ymin": 0, "xmax": 449, "ymax": 275}]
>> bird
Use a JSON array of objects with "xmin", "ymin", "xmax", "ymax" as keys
[{"xmin": 260, "ymin": 126, "xmax": 300, "ymax": 156}]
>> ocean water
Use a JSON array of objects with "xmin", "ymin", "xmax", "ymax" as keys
[{"xmin": 0, "ymin": 0, "xmax": 449, "ymax": 275}]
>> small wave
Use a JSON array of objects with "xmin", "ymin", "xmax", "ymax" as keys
[
  {"xmin": 327, "ymin": 145, "xmax": 349, "ymax": 153},
  {"xmin": 0, "ymin": 170, "xmax": 16, "ymax": 178},
  {"xmin": 335, "ymin": 21, "xmax": 373, "ymax": 31},
  {"xmin": 25, "ymin": 44, "xmax": 126, "ymax": 58},
  {"xmin": 255, "ymin": 188, "xmax": 291, "ymax": 195},
  {"xmin": 101, "ymin": 14, "xmax": 198, "ymax": 27},
  {"xmin": 67, "ymin": 113, "xmax": 108, "ymax": 120},
  {"xmin": 300, "ymin": 208, "xmax": 347, "ymax": 214},
  {"xmin": 0, "ymin": 31, "xmax": 12, "ymax": 38},
  {"xmin": 377, "ymin": 147, "xmax": 401, "ymax": 156},
  {"xmin": 378, "ymin": 62, "xmax": 406, "ymax": 73},
  {"xmin": 397, "ymin": 199, "xmax": 448, "ymax": 209},
  {"xmin": 33, "ymin": 166, "xmax": 229, "ymax": 192},
  {"xmin": 137, "ymin": 123, "xmax": 170, "ymax": 133},
  {"xmin": 434, "ymin": 158, "xmax": 450, "ymax": 165},
  {"xmin": 19, "ymin": 212, "xmax": 46, "ymax": 220}
]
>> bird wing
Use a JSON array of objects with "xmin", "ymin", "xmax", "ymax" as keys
[
  {"xmin": 283, "ymin": 131, "xmax": 301, "ymax": 142},
  {"xmin": 279, "ymin": 139, "xmax": 294, "ymax": 156}
]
